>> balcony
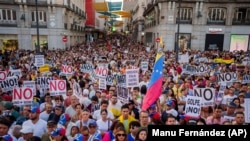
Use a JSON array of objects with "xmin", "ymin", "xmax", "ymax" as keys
[
  {"xmin": 0, "ymin": 0, "xmax": 15, "ymax": 4},
  {"xmin": 145, "ymin": 20, "xmax": 156, "ymax": 29},
  {"xmin": 31, "ymin": 21, "xmax": 47, "ymax": 28},
  {"xmin": 207, "ymin": 19, "xmax": 226, "ymax": 25},
  {"xmin": 0, "ymin": 20, "xmax": 17, "ymax": 27},
  {"xmin": 26, "ymin": 0, "xmax": 47, "ymax": 5},
  {"xmin": 176, "ymin": 18, "xmax": 192, "ymax": 24},
  {"xmin": 232, "ymin": 19, "xmax": 250, "ymax": 25}
]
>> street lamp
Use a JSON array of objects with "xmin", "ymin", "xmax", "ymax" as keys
[
  {"xmin": 35, "ymin": 0, "xmax": 40, "ymax": 54},
  {"xmin": 176, "ymin": 0, "xmax": 181, "ymax": 62}
]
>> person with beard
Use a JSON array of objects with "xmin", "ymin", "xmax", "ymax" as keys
[{"xmin": 22, "ymin": 106, "xmax": 47, "ymax": 138}]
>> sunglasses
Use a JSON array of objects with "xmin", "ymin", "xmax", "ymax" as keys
[{"xmin": 117, "ymin": 134, "xmax": 126, "ymax": 137}]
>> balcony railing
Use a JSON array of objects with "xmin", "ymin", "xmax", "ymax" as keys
[
  {"xmin": 26, "ymin": 0, "xmax": 47, "ymax": 5},
  {"xmin": 207, "ymin": 19, "xmax": 226, "ymax": 25},
  {"xmin": 176, "ymin": 18, "xmax": 192, "ymax": 24},
  {"xmin": 232, "ymin": 19, "xmax": 250, "ymax": 25},
  {"xmin": 31, "ymin": 21, "xmax": 47, "ymax": 28},
  {"xmin": 0, "ymin": 0, "xmax": 15, "ymax": 4},
  {"xmin": 0, "ymin": 20, "xmax": 17, "ymax": 27}
]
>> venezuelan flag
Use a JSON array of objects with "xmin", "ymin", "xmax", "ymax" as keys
[{"xmin": 142, "ymin": 50, "xmax": 164, "ymax": 110}]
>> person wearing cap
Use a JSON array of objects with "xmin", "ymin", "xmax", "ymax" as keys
[
  {"xmin": 221, "ymin": 102, "xmax": 236, "ymax": 122},
  {"xmin": 18, "ymin": 126, "xmax": 34, "ymax": 141},
  {"xmin": 87, "ymin": 120, "xmax": 101, "ymax": 141},
  {"xmin": 48, "ymin": 105, "xmax": 64, "ymax": 124},
  {"xmin": 0, "ymin": 134, "xmax": 13, "ymax": 141},
  {"xmin": 41, "ymin": 121, "xmax": 57, "ymax": 141},
  {"xmin": 50, "ymin": 127, "xmax": 68, "ymax": 141},
  {"xmin": 161, "ymin": 100, "xmax": 178, "ymax": 123},
  {"xmin": 22, "ymin": 106, "xmax": 47, "ymax": 138}
]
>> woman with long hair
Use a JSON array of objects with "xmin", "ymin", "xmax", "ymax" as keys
[
  {"xmin": 102, "ymin": 120, "xmax": 125, "ymax": 141},
  {"xmin": 134, "ymin": 128, "xmax": 147, "ymax": 141},
  {"xmin": 114, "ymin": 127, "xmax": 127, "ymax": 141}
]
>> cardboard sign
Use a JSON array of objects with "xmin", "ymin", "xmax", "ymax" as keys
[
  {"xmin": 193, "ymin": 88, "xmax": 215, "ymax": 107},
  {"xmin": 35, "ymin": 55, "xmax": 44, "ymax": 67},
  {"xmin": 217, "ymin": 72, "xmax": 237, "ymax": 82},
  {"xmin": 106, "ymin": 75, "xmax": 116, "ymax": 86},
  {"xmin": 0, "ymin": 71, "xmax": 7, "ymax": 81},
  {"xmin": 7, "ymin": 69, "xmax": 22, "ymax": 79},
  {"xmin": 61, "ymin": 65, "xmax": 73, "ymax": 75},
  {"xmin": 99, "ymin": 76, "xmax": 107, "ymax": 90},
  {"xmin": 80, "ymin": 64, "xmax": 93, "ymax": 73},
  {"xmin": 140, "ymin": 61, "xmax": 149, "ymax": 71},
  {"xmin": 0, "ymin": 76, "xmax": 18, "ymax": 92},
  {"xmin": 13, "ymin": 87, "xmax": 33, "ymax": 105},
  {"xmin": 126, "ymin": 69, "xmax": 139, "ymax": 87},
  {"xmin": 185, "ymin": 96, "xmax": 202, "ymax": 117},
  {"xmin": 39, "ymin": 64, "xmax": 50, "ymax": 73},
  {"xmin": 35, "ymin": 77, "xmax": 52, "ymax": 89},
  {"xmin": 95, "ymin": 66, "xmax": 108, "ymax": 77},
  {"xmin": 49, "ymin": 80, "xmax": 66, "ymax": 96},
  {"xmin": 23, "ymin": 81, "xmax": 36, "ymax": 94},
  {"xmin": 117, "ymin": 86, "xmax": 129, "ymax": 104}
]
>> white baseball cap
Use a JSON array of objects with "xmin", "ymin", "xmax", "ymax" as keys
[
  {"xmin": 83, "ymin": 89, "xmax": 89, "ymax": 95},
  {"xmin": 20, "ymin": 126, "xmax": 33, "ymax": 134}
]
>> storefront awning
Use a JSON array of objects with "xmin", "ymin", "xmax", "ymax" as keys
[
  {"xmin": 111, "ymin": 11, "xmax": 131, "ymax": 17},
  {"xmin": 107, "ymin": 1, "xmax": 123, "ymax": 11},
  {"xmin": 98, "ymin": 12, "xmax": 120, "ymax": 18},
  {"xmin": 93, "ymin": 2, "xmax": 108, "ymax": 12}
]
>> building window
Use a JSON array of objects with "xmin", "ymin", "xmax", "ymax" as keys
[
  {"xmin": 232, "ymin": 8, "xmax": 250, "ymax": 25},
  {"xmin": 208, "ymin": 8, "xmax": 226, "ymax": 21},
  {"xmin": 176, "ymin": 8, "xmax": 192, "ymax": 24},
  {"xmin": 207, "ymin": 8, "xmax": 226, "ymax": 25},
  {"xmin": 0, "ymin": 9, "xmax": 17, "ymax": 21},
  {"xmin": 31, "ymin": 11, "xmax": 46, "ymax": 22}
]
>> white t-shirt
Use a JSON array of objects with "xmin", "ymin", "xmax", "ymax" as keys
[
  {"xmin": 93, "ymin": 110, "xmax": 114, "ymax": 120},
  {"xmin": 96, "ymin": 119, "xmax": 112, "ymax": 133},
  {"xmin": 22, "ymin": 119, "xmax": 47, "ymax": 137},
  {"xmin": 39, "ymin": 111, "xmax": 51, "ymax": 121}
]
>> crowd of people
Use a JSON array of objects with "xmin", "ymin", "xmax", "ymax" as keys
[{"xmin": 0, "ymin": 33, "xmax": 249, "ymax": 141}]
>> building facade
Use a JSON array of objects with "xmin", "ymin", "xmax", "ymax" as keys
[
  {"xmin": 0, "ymin": 0, "xmax": 86, "ymax": 51},
  {"xmin": 142, "ymin": 0, "xmax": 250, "ymax": 51}
]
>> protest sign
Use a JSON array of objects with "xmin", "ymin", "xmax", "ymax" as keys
[
  {"xmin": 193, "ymin": 88, "xmax": 215, "ymax": 107},
  {"xmin": 185, "ymin": 96, "xmax": 202, "ymax": 117},
  {"xmin": 49, "ymin": 80, "xmax": 66, "ymax": 96},
  {"xmin": 13, "ymin": 87, "xmax": 33, "ymax": 105},
  {"xmin": 35, "ymin": 77, "xmax": 52, "ymax": 89},
  {"xmin": 126, "ymin": 69, "xmax": 139, "ymax": 87},
  {"xmin": 0, "ymin": 76, "xmax": 18, "ymax": 92},
  {"xmin": 117, "ymin": 86, "xmax": 129, "ymax": 103},
  {"xmin": 99, "ymin": 76, "xmax": 107, "ymax": 90},
  {"xmin": 35, "ymin": 55, "xmax": 44, "ymax": 67}
]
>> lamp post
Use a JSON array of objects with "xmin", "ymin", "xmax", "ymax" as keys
[
  {"xmin": 35, "ymin": 0, "xmax": 40, "ymax": 54},
  {"xmin": 176, "ymin": 0, "xmax": 181, "ymax": 62}
]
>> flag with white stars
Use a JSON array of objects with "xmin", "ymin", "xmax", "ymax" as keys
[{"xmin": 142, "ymin": 51, "xmax": 164, "ymax": 110}]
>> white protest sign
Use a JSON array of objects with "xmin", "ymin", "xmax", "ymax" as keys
[
  {"xmin": 193, "ymin": 88, "xmax": 215, "ymax": 107},
  {"xmin": 140, "ymin": 61, "xmax": 148, "ymax": 71},
  {"xmin": 49, "ymin": 80, "xmax": 66, "ymax": 96},
  {"xmin": 126, "ymin": 69, "xmax": 139, "ymax": 87},
  {"xmin": 73, "ymin": 82, "xmax": 81, "ymax": 97},
  {"xmin": 185, "ymin": 96, "xmax": 202, "ymax": 117},
  {"xmin": 117, "ymin": 86, "xmax": 129, "ymax": 104},
  {"xmin": 242, "ymin": 75, "xmax": 250, "ymax": 84},
  {"xmin": 216, "ymin": 82, "xmax": 226, "ymax": 104},
  {"xmin": 99, "ymin": 76, "xmax": 107, "ymax": 90},
  {"xmin": 116, "ymin": 75, "xmax": 126, "ymax": 87},
  {"xmin": 95, "ymin": 65, "xmax": 108, "ymax": 77},
  {"xmin": 106, "ymin": 75, "xmax": 116, "ymax": 86},
  {"xmin": 0, "ymin": 71, "xmax": 7, "ymax": 81},
  {"xmin": 35, "ymin": 55, "xmax": 44, "ymax": 67},
  {"xmin": 7, "ymin": 69, "xmax": 22, "ymax": 79},
  {"xmin": 23, "ymin": 81, "xmax": 36, "ymax": 94},
  {"xmin": 0, "ymin": 76, "xmax": 18, "ymax": 92},
  {"xmin": 35, "ymin": 77, "xmax": 52, "ymax": 89},
  {"xmin": 12, "ymin": 87, "xmax": 33, "ymax": 105},
  {"xmin": 80, "ymin": 64, "xmax": 93, "ymax": 73},
  {"xmin": 244, "ymin": 99, "xmax": 250, "ymax": 123},
  {"xmin": 217, "ymin": 72, "xmax": 238, "ymax": 83},
  {"xmin": 61, "ymin": 65, "xmax": 74, "ymax": 75},
  {"xmin": 178, "ymin": 53, "xmax": 189, "ymax": 63}
]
